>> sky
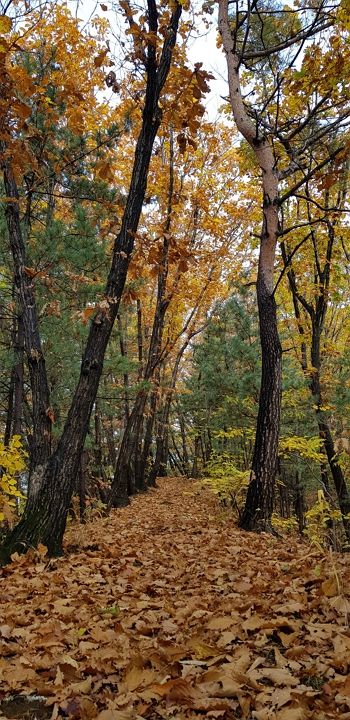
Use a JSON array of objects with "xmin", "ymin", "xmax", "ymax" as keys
[
  {"xmin": 72, "ymin": 0, "xmax": 229, "ymax": 121},
  {"xmin": 187, "ymin": 18, "xmax": 229, "ymax": 119}
]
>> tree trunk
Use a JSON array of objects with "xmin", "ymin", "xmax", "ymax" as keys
[
  {"xmin": 4, "ymin": 308, "xmax": 24, "ymax": 448},
  {"xmin": 136, "ymin": 299, "xmax": 144, "ymax": 380},
  {"xmin": 110, "ymin": 126, "xmax": 174, "ymax": 501},
  {"xmin": 94, "ymin": 401, "xmax": 105, "ymax": 480},
  {"xmin": 0, "ymin": 155, "xmax": 52, "ymax": 472},
  {"xmin": 219, "ymin": 0, "xmax": 282, "ymax": 531},
  {"xmin": 117, "ymin": 312, "xmax": 130, "ymax": 423},
  {"xmin": 179, "ymin": 412, "xmax": 190, "ymax": 475},
  {"xmin": 0, "ymin": 1, "xmax": 182, "ymax": 564},
  {"xmin": 240, "ymin": 280, "xmax": 282, "ymax": 529},
  {"xmin": 140, "ymin": 381, "xmax": 159, "ymax": 486},
  {"xmin": 294, "ymin": 470, "xmax": 305, "ymax": 535},
  {"xmin": 191, "ymin": 435, "xmax": 201, "ymax": 478}
]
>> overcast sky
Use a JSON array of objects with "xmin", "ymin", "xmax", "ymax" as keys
[
  {"xmin": 187, "ymin": 19, "xmax": 229, "ymax": 119},
  {"xmin": 72, "ymin": 0, "xmax": 229, "ymax": 121}
]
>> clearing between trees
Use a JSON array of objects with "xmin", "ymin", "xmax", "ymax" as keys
[{"xmin": 0, "ymin": 477, "xmax": 349, "ymax": 720}]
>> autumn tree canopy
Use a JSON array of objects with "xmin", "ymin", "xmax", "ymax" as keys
[{"xmin": 0, "ymin": 0, "xmax": 349, "ymax": 561}]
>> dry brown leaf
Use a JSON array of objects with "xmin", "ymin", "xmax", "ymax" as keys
[
  {"xmin": 275, "ymin": 706, "xmax": 308, "ymax": 719},
  {"xmin": 151, "ymin": 677, "xmax": 201, "ymax": 705},
  {"xmin": 187, "ymin": 636, "xmax": 220, "ymax": 659},
  {"xmin": 123, "ymin": 667, "xmax": 157, "ymax": 692},
  {"xmin": 322, "ymin": 576, "xmax": 339, "ymax": 597},
  {"xmin": 0, "ymin": 477, "xmax": 349, "ymax": 720},
  {"xmin": 207, "ymin": 615, "xmax": 235, "ymax": 630},
  {"xmin": 96, "ymin": 709, "xmax": 137, "ymax": 720},
  {"xmin": 250, "ymin": 668, "xmax": 299, "ymax": 687}
]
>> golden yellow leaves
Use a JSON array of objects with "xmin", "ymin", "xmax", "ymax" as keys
[
  {"xmin": 0, "ymin": 435, "xmax": 26, "ymax": 523},
  {"xmin": 95, "ymin": 159, "xmax": 115, "ymax": 183},
  {"xmin": 0, "ymin": 14, "xmax": 12, "ymax": 54},
  {"xmin": 0, "ymin": 15, "xmax": 12, "ymax": 33},
  {"xmin": 94, "ymin": 49, "xmax": 109, "ymax": 68}
]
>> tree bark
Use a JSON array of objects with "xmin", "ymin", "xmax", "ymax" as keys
[
  {"xmin": 219, "ymin": 0, "xmax": 282, "ymax": 531},
  {"xmin": 0, "ymin": 156, "xmax": 52, "ymax": 472},
  {"xmin": 4, "ymin": 307, "xmax": 24, "ymax": 446},
  {"xmin": 0, "ymin": 0, "xmax": 182, "ymax": 563},
  {"xmin": 240, "ymin": 278, "xmax": 282, "ymax": 530},
  {"xmin": 117, "ymin": 312, "xmax": 130, "ymax": 423},
  {"xmin": 110, "ymin": 126, "xmax": 174, "ymax": 501}
]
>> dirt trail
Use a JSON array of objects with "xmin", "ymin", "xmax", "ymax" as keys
[{"xmin": 0, "ymin": 477, "xmax": 349, "ymax": 719}]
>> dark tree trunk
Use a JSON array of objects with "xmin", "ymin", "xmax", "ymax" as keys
[
  {"xmin": 179, "ymin": 413, "xmax": 190, "ymax": 475},
  {"xmin": 294, "ymin": 470, "xmax": 305, "ymax": 535},
  {"xmin": 149, "ymin": 402, "xmax": 170, "ymax": 482},
  {"xmin": 12, "ymin": 312, "xmax": 24, "ymax": 438},
  {"xmin": 110, "ymin": 392, "xmax": 148, "ymax": 505},
  {"xmin": 94, "ymin": 401, "xmax": 105, "ymax": 480},
  {"xmin": 136, "ymin": 299, "xmax": 144, "ymax": 380},
  {"xmin": 240, "ymin": 279, "xmax": 282, "ymax": 530},
  {"xmin": 0, "ymin": 1, "xmax": 181, "ymax": 564},
  {"xmin": 191, "ymin": 435, "xmax": 201, "ymax": 478},
  {"xmin": 117, "ymin": 312, "xmax": 130, "ymax": 423},
  {"xmin": 105, "ymin": 415, "xmax": 117, "ymax": 468},
  {"xmin": 78, "ymin": 451, "xmax": 87, "ymax": 523},
  {"xmin": 4, "ymin": 308, "xmax": 24, "ymax": 447},
  {"xmin": 0, "ymin": 155, "xmax": 52, "ymax": 472},
  {"xmin": 110, "ymin": 127, "xmax": 174, "ymax": 500},
  {"xmin": 140, "ymin": 381, "xmax": 159, "ymax": 486}
]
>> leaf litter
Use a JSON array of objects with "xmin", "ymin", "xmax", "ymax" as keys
[{"xmin": 0, "ymin": 477, "xmax": 349, "ymax": 720}]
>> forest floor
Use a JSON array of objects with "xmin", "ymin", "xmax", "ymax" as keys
[{"xmin": 0, "ymin": 477, "xmax": 350, "ymax": 720}]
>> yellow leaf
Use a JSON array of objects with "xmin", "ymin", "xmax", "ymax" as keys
[{"xmin": 0, "ymin": 15, "xmax": 12, "ymax": 33}]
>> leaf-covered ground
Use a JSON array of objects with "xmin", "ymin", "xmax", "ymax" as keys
[{"xmin": 0, "ymin": 478, "xmax": 349, "ymax": 720}]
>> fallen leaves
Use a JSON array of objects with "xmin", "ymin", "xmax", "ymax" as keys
[{"xmin": 0, "ymin": 477, "xmax": 349, "ymax": 720}]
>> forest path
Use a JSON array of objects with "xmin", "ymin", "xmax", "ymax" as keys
[{"xmin": 0, "ymin": 477, "xmax": 349, "ymax": 720}]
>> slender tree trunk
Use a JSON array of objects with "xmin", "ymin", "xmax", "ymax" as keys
[
  {"xmin": 94, "ymin": 401, "xmax": 105, "ymax": 480},
  {"xmin": 78, "ymin": 451, "xmax": 87, "ymax": 523},
  {"xmin": 191, "ymin": 436, "xmax": 201, "ymax": 478},
  {"xmin": 4, "ymin": 308, "xmax": 24, "ymax": 446},
  {"xmin": 105, "ymin": 415, "xmax": 117, "ymax": 468},
  {"xmin": 140, "ymin": 378, "xmax": 159, "ymax": 485},
  {"xmin": 0, "ymin": 156, "xmax": 52, "ymax": 473},
  {"xmin": 110, "ymin": 127, "xmax": 174, "ymax": 501},
  {"xmin": 110, "ymin": 394, "xmax": 148, "ymax": 506},
  {"xmin": 240, "ymin": 279, "xmax": 282, "ymax": 529},
  {"xmin": 12, "ymin": 312, "xmax": 24, "ymax": 438},
  {"xmin": 220, "ymin": 0, "xmax": 282, "ymax": 531},
  {"xmin": 179, "ymin": 413, "xmax": 190, "ymax": 475},
  {"xmin": 136, "ymin": 299, "xmax": 143, "ymax": 381},
  {"xmin": 0, "ymin": 1, "xmax": 182, "ymax": 563},
  {"xmin": 294, "ymin": 469, "xmax": 305, "ymax": 535},
  {"xmin": 117, "ymin": 312, "xmax": 130, "ymax": 423}
]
